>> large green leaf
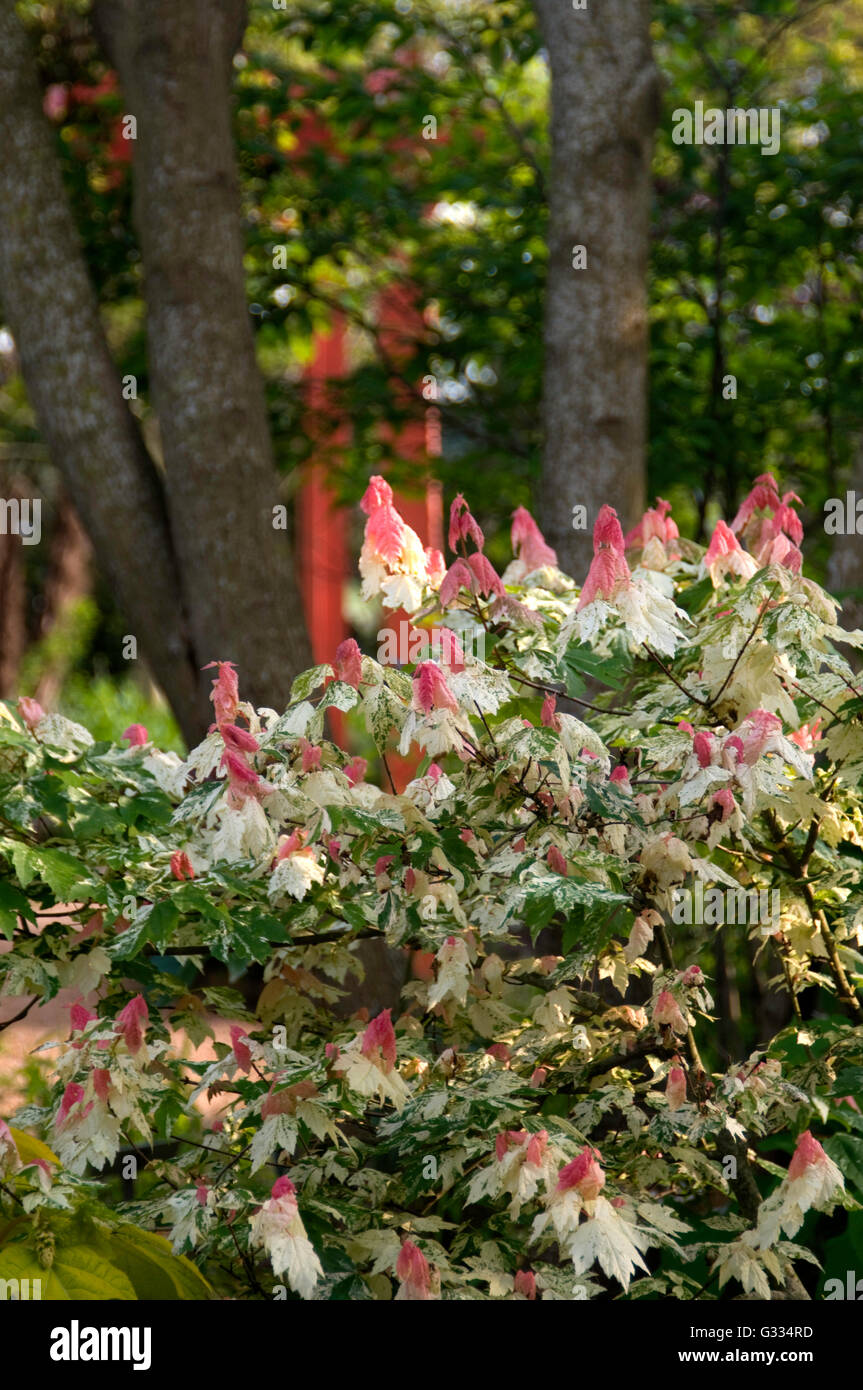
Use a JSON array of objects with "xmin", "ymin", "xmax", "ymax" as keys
[
  {"xmin": 0, "ymin": 1242, "xmax": 137, "ymax": 1300},
  {"xmin": 363, "ymin": 680, "xmax": 407, "ymax": 750},
  {"xmin": 506, "ymin": 872, "xmax": 629, "ymax": 947},
  {"xmin": 318, "ymin": 680, "xmax": 359, "ymax": 713},
  {"xmin": 563, "ymin": 640, "xmax": 631, "ymax": 692},
  {"xmin": 91, "ymin": 1226, "xmax": 213, "ymax": 1301},
  {"xmin": 2, "ymin": 841, "xmax": 93, "ymax": 900},
  {"xmin": 8, "ymin": 1127, "xmax": 60, "ymax": 1167},
  {"xmin": 0, "ymin": 878, "xmax": 32, "ymax": 940},
  {"xmin": 108, "ymin": 899, "xmax": 178, "ymax": 960},
  {"xmin": 825, "ymin": 1133, "xmax": 863, "ymax": 1195},
  {"xmin": 290, "ymin": 664, "xmax": 334, "ymax": 701}
]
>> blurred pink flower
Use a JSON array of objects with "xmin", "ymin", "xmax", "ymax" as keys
[
  {"xmin": 114, "ymin": 995, "xmax": 149, "ymax": 1053},
  {"xmin": 395, "ymin": 1240, "xmax": 432, "ymax": 1300},
  {"xmin": 511, "ymin": 506, "xmax": 557, "ymax": 574},
  {"xmin": 653, "ymin": 989, "xmax": 687, "ymax": 1034},
  {"xmin": 425, "ymin": 547, "xmax": 446, "ymax": 589},
  {"xmin": 692, "ymin": 730, "xmax": 716, "ymax": 767},
  {"xmin": 439, "ymin": 558, "xmax": 474, "ymax": 607},
  {"xmin": 344, "ymin": 756, "xmax": 367, "ymax": 786},
  {"xmin": 704, "ymin": 519, "xmax": 758, "ymax": 585},
  {"xmin": 360, "ymin": 476, "xmax": 404, "ymax": 562},
  {"xmin": 467, "ymin": 551, "xmax": 505, "ymax": 597},
  {"xmin": 298, "ymin": 737, "xmax": 322, "ymax": 773},
  {"xmin": 666, "ymin": 1066, "xmax": 687, "ymax": 1112},
  {"xmin": 70, "ymin": 1003, "xmax": 97, "ymax": 1033},
  {"xmin": 220, "ymin": 748, "xmax": 261, "ymax": 801},
  {"xmin": 610, "ymin": 764, "xmax": 632, "ymax": 792},
  {"xmin": 412, "ymin": 660, "xmax": 459, "ymax": 714},
  {"xmin": 170, "ymin": 850, "xmax": 195, "ymax": 881},
  {"xmin": 221, "ymin": 723, "xmax": 259, "ymax": 754},
  {"xmin": 449, "ymin": 493, "xmax": 485, "ymax": 552},
  {"xmin": 541, "ymin": 692, "xmax": 561, "ymax": 731},
  {"xmin": 334, "ymin": 638, "xmax": 363, "ymax": 689},
  {"xmin": 731, "ymin": 473, "xmax": 780, "ymax": 533},
  {"xmin": 624, "ymin": 497, "xmax": 679, "ymax": 550},
  {"xmin": 546, "ymin": 845, "xmax": 567, "ymax": 876},
  {"xmin": 577, "ymin": 506, "xmax": 632, "ymax": 610},
  {"xmin": 712, "ymin": 787, "xmax": 738, "ymax": 822},
  {"xmin": 43, "ymin": 83, "xmax": 69, "ymax": 121},
  {"xmin": 557, "ymin": 1147, "xmax": 605, "ymax": 1200},
  {"xmin": 203, "ymin": 660, "xmax": 240, "ymax": 727},
  {"xmin": 788, "ymin": 1130, "xmax": 830, "ymax": 1182},
  {"xmin": 789, "ymin": 718, "xmax": 822, "ymax": 752},
  {"xmin": 735, "ymin": 708, "xmax": 782, "ymax": 765},
  {"xmin": 275, "ymin": 828, "xmax": 306, "ymax": 862},
  {"xmin": 92, "ymin": 1068, "xmax": 111, "ymax": 1103},
  {"xmin": 360, "ymin": 1009, "xmax": 398, "ymax": 1073},
  {"xmin": 18, "ymin": 696, "xmax": 45, "ymax": 731},
  {"xmin": 57, "ymin": 1082, "xmax": 87, "ymax": 1127},
  {"xmin": 755, "ymin": 530, "xmax": 802, "ymax": 573},
  {"xmin": 230, "ymin": 1025, "xmax": 253, "ymax": 1074},
  {"xmin": 496, "ymin": 1129, "xmax": 528, "ymax": 1161}
]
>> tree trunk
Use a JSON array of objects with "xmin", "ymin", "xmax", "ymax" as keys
[
  {"xmin": 532, "ymin": 0, "xmax": 657, "ymax": 577},
  {"xmin": 94, "ymin": 0, "xmax": 312, "ymax": 716},
  {"xmin": 0, "ymin": 0, "xmax": 202, "ymax": 743}
]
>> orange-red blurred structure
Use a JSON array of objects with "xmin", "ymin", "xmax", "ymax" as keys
[
  {"xmin": 295, "ymin": 300, "xmax": 443, "ymax": 775},
  {"xmin": 293, "ymin": 71, "xmax": 444, "ymax": 774}
]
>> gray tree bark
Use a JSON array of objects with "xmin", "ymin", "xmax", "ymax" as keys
[
  {"xmin": 0, "ymin": 1, "xmax": 313, "ymax": 743},
  {"xmin": 94, "ymin": 0, "xmax": 311, "ymax": 717},
  {"xmin": 533, "ymin": 0, "xmax": 658, "ymax": 577},
  {"xmin": 0, "ymin": 0, "xmax": 202, "ymax": 742}
]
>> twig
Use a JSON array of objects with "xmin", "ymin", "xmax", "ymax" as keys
[
  {"xmin": 0, "ymin": 996, "xmax": 38, "ymax": 1033},
  {"xmin": 507, "ymin": 663, "xmax": 678, "ymax": 725},
  {"xmin": 764, "ymin": 810, "xmax": 861, "ymax": 1021},
  {"xmin": 213, "ymin": 1140, "xmax": 253, "ymax": 1186},
  {"xmin": 381, "ymin": 754, "xmax": 397, "ymax": 794},
  {"xmin": 643, "ymin": 645, "xmax": 710, "ymax": 708},
  {"xmin": 708, "ymin": 588, "xmax": 778, "ymax": 710},
  {"xmin": 655, "ymin": 919, "xmax": 704, "ymax": 1073}
]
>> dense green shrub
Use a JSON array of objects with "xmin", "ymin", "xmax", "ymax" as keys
[{"xmin": 1, "ymin": 475, "xmax": 861, "ymax": 1300}]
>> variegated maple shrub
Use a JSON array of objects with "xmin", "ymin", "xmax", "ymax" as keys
[{"xmin": 1, "ymin": 473, "xmax": 862, "ymax": 1300}]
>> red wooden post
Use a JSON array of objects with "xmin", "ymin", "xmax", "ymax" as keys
[{"xmin": 292, "ymin": 67, "xmax": 444, "ymax": 777}]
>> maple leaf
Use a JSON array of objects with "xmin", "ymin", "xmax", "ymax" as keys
[{"xmin": 565, "ymin": 1197, "xmax": 651, "ymax": 1291}]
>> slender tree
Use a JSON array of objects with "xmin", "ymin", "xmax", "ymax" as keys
[
  {"xmin": 0, "ymin": 0, "xmax": 310, "ymax": 743},
  {"xmin": 532, "ymin": 0, "xmax": 657, "ymax": 574}
]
